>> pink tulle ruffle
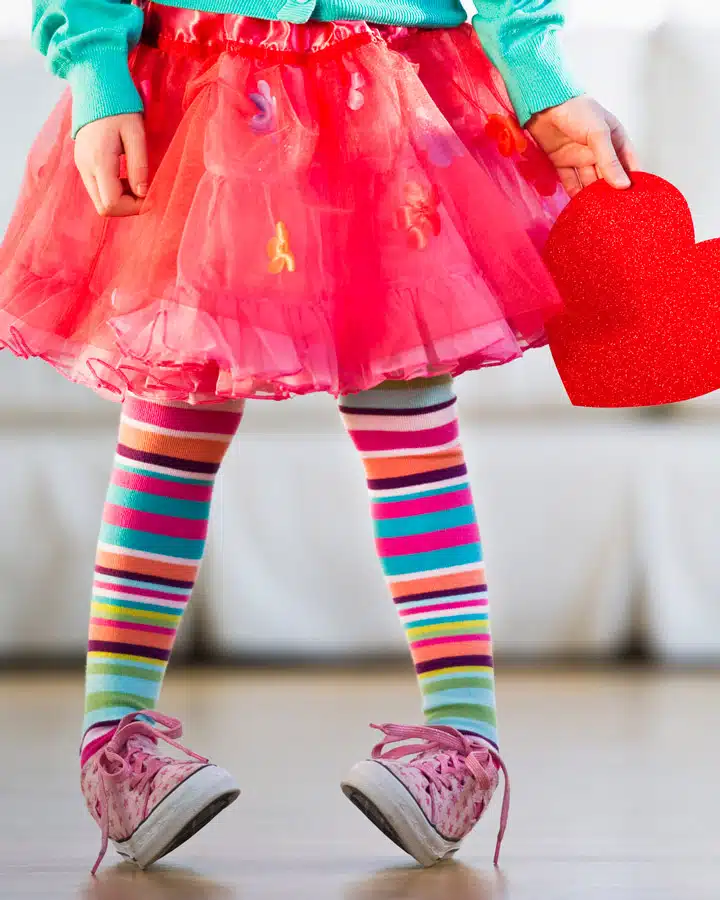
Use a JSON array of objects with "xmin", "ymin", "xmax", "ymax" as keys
[{"xmin": 0, "ymin": 8, "xmax": 567, "ymax": 403}]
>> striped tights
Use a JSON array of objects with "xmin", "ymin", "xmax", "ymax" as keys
[
  {"xmin": 339, "ymin": 378, "xmax": 497, "ymax": 747},
  {"xmin": 80, "ymin": 396, "xmax": 244, "ymax": 764},
  {"xmin": 81, "ymin": 381, "xmax": 497, "ymax": 762}
]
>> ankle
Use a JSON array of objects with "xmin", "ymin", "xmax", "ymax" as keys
[{"xmin": 80, "ymin": 723, "xmax": 118, "ymax": 767}]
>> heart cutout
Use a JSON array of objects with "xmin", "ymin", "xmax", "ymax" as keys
[{"xmin": 543, "ymin": 172, "xmax": 720, "ymax": 408}]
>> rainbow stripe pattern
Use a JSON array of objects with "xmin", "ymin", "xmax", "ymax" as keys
[
  {"xmin": 81, "ymin": 396, "xmax": 243, "ymax": 765},
  {"xmin": 340, "ymin": 379, "xmax": 498, "ymax": 748}
]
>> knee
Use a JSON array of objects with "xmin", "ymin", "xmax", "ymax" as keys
[{"xmin": 373, "ymin": 375, "xmax": 454, "ymax": 391}]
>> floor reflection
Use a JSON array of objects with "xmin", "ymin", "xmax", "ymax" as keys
[
  {"xmin": 82, "ymin": 864, "xmax": 237, "ymax": 900},
  {"xmin": 347, "ymin": 861, "xmax": 507, "ymax": 900}
]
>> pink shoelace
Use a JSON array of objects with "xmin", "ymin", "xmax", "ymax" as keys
[
  {"xmin": 89, "ymin": 710, "xmax": 207, "ymax": 875},
  {"xmin": 370, "ymin": 723, "xmax": 510, "ymax": 866}
]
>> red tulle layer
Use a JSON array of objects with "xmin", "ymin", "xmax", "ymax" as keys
[{"xmin": 0, "ymin": 5, "xmax": 567, "ymax": 403}]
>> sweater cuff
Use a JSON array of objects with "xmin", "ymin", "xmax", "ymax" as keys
[
  {"xmin": 473, "ymin": 17, "xmax": 583, "ymax": 126},
  {"xmin": 66, "ymin": 48, "xmax": 143, "ymax": 138}
]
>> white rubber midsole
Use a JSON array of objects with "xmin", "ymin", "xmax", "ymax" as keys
[
  {"xmin": 113, "ymin": 765, "xmax": 239, "ymax": 869},
  {"xmin": 342, "ymin": 760, "xmax": 460, "ymax": 867}
]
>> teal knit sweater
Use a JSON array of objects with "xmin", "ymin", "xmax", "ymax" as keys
[{"xmin": 32, "ymin": 0, "xmax": 582, "ymax": 136}]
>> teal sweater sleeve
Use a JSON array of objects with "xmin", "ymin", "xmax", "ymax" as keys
[
  {"xmin": 32, "ymin": 0, "xmax": 144, "ymax": 136},
  {"xmin": 472, "ymin": 0, "xmax": 583, "ymax": 125}
]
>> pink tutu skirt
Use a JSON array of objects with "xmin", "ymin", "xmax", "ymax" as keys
[{"xmin": 0, "ymin": 2, "xmax": 567, "ymax": 403}]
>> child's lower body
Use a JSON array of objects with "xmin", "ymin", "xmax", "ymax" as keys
[
  {"xmin": 0, "ymin": 0, "xmax": 566, "ymax": 875},
  {"xmin": 81, "ymin": 378, "xmax": 506, "ymax": 873}
]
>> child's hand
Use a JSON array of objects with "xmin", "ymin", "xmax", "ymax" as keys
[
  {"xmin": 527, "ymin": 96, "xmax": 639, "ymax": 198},
  {"xmin": 74, "ymin": 113, "xmax": 148, "ymax": 216}
]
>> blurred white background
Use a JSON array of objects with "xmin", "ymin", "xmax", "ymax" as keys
[{"xmin": 1, "ymin": 0, "xmax": 720, "ymax": 664}]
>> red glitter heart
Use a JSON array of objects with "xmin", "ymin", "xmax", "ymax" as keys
[{"xmin": 543, "ymin": 172, "xmax": 720, "ymax": 408}]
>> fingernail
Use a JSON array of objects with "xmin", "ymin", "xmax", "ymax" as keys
[{"xmin": 137, "ymin": 183, "xmax": 148, "ymax": 197}]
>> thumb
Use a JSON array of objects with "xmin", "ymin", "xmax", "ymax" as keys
[
  {"xmin": 121, "ymin": 116, "xmax": 149, "ymax": 198},
  {"xmin": 587, "ymin": 126, "xmax": 631, "ymax": 189}
]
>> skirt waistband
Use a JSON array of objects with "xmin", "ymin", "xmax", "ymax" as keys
[{"xmin": 138, "ymin": 1, "xmax": 410, "ymax": 59}]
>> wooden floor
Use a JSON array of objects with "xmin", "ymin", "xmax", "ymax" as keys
[{"xmin": 1, "ymin": 667, "xmax": 719, "ymax": 899}]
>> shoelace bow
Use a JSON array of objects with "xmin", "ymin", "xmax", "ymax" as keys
[
  {"xmin": 370, "ymin": 723, "xmax": 510, "ymax": 866},
  {"xmin": 90, "ymin": 710, "xmax": 207, "ymax": 875}
]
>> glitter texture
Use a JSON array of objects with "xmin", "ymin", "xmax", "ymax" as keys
[{"xmin": 543, "ymin": 172, "xmax": 720, "ymax": 408}]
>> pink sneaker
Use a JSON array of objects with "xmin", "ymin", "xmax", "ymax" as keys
[
  {"xmin": 81, "ymin": 711, "xmax": 239, "ymax": 874},
  {"xmin": 341, "ymin": 724, "xmax": 509, "ymax": 868}
]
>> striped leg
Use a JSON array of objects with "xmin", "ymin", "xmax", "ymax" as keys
[
  {"xmin": 339, "ymin": 378, "xmax": 497, "ymax": 748},
  {"xmin": 81, "ymin": 396, "xmax": 244, "ymax": 765}
]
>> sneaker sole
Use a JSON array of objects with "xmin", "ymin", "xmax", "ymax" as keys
[
  {"xmin": 113, "ymin": 764, "xmax": 240, "ymax": 869},
  {"xmin": 341, "ymin": 760, "xmax": 460, "ymax": 867}
]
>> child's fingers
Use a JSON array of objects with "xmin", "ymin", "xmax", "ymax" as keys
[
  {"xmin": 614, "ymin": 132, "xmax": 641, "ymax": 174},
  {"xmin": 77, "ymin": 169, "xmax": 105, "ymax": 216},
  {"xmin": 94, "ymin": 157, "xmax": 125, "ymax": 213},
  {"xmin": 548, "ymin": 144, "xmax": 597, "ymax": 169},
  {"xmin": 587, "ymin": 126, "xmax": 632, "ymax": 189},
  {"xmin": 73, "ymin": 114, "xmax": 147, "ymax": 216},
  {"xmin": 93, "ymin": 157, "xmax": 143, "ymax": 216},
  {"xmin": 80, "ymin": 165, "xmax": 143, "ymax": 216},
  {"xmin": 121, "ymin": 117, "xmax": 149, "ymax": 198},
  {"xmin": 104, "ymin": 194, "xmax": 145, "ymax": 216},
  {"xmin": 558, "ymin": 167, "xmax": 582, "ymax": 198},
  {"xmin": 577, "ymin": 166, "xmax": 599, "ymax": 188}
]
